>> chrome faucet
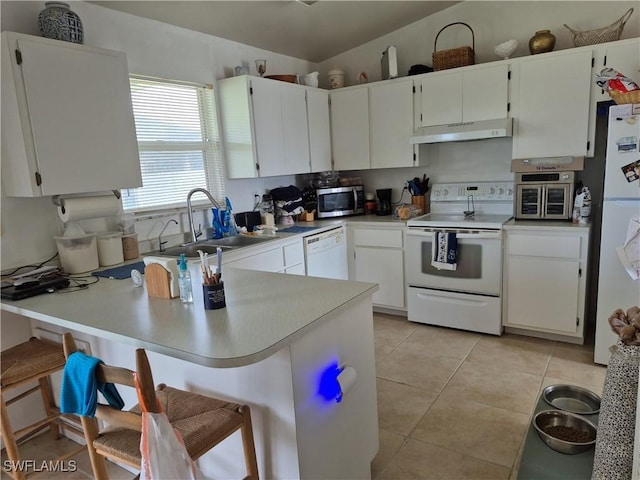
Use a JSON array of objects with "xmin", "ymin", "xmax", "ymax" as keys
[
  {"xmin": 186, "ymin": 188, "xmax": 222, "ymax": 242},
  {"xmin": 158, "ymin": 219, "xmax": 178, "ymax": 253}
]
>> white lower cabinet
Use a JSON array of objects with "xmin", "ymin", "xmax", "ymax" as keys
[
  {"xmin": 224, "ymin": 239, "xmax": 305, "ymax": 275},
  {"xmin": 502, "ymin": 226, "xmax": 589, "ymax": 342},
  {"xmin": 349, "ymin": 226, "xmax": 405, "ymax": 309}
]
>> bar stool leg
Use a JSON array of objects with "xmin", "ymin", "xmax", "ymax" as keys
[
  {"xmin": 37, "ymin": 376, "xmax": 61, "ymax": 440},
  {"xmin": 1, "ymin": 392, "xmax": 27, "ymax": 480}
]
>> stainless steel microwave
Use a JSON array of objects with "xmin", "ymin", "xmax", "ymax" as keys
[
  {"xmin": 514, "ymin": 171, "xmax": 575, "ymax": 220},
  {"xmin": 316, "ymin": 185, "xmax": 364, "ymax": 218},
  {"xmin": 514, "ymin": 172, "xmax": 575, "ymax": 220}
]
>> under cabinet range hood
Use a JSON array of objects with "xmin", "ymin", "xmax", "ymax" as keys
[{"xmin": 409, "ymin": 118, "xmax": 513, "ymax": 144}]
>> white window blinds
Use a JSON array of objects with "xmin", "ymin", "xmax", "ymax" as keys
[{"xmin": 122, "ymin": 76, "xmax": 225, "ymax": 212}]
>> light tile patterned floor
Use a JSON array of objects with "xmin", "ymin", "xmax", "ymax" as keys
[
  {"xmin": 372, "ymin": 313, "xmax": 607, "ymax": 480},
  {"xmin": 2, "ymin": 313, "xmax": 607, "ymax": 479}
]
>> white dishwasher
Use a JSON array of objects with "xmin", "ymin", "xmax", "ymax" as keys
[{"xmin": 304, "ymin": 226, "xmax": 348, "ymax": 280}]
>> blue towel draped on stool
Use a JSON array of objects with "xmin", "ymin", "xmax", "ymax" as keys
[{"xmin": 60, "ymin": 351, "xmax": 124, "ymax": 418}]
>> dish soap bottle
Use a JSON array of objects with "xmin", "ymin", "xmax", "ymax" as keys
[{"xmin": 178, "ymin": 254, "xmax": 193, "ymax": 304}]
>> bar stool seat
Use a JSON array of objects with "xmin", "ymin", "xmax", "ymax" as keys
[{"xmin": 1, "ymin": 337, "xmax": 80, "ymax": 480}]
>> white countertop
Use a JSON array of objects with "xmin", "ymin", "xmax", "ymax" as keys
[
  {"xmin": 1, "ymin": 268, "xmax": 377, "ymax": 368},
  {"xmin": 504, "ymin": 219, "xmax": 591, "ymax": 232}
]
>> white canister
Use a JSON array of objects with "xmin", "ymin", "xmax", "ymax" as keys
[
  {"xmin": 328, "ymin": 68, "xmax": 345, "ymax": 89},
  {"xmin": 96, "ymin": 231, "xmax": 124, "ymax": 266},
  {"xmin": 54, "ymin": 234, "xmax": 99, "ymax": 274}
]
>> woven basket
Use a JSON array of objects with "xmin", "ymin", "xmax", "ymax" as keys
[
  {"xmin": 564, "ymin": 8, "xmax": 633, "ymax": 46},
  {"xmin": 609, "ymin": 89, "xmax": 640, "ymax": 105},
  {"xmin": 432, "ymin": 22, "xmax": 475, "ymax": 71}
]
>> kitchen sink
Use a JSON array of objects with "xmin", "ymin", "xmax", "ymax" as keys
[{"xmin": 158, "ymin": 234, "xmax": 277, "ymax": 257}]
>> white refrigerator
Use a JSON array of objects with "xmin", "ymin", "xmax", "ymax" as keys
[{"xmin": 594, "ymin": 104, "xmax": 640, "ymax": 365}]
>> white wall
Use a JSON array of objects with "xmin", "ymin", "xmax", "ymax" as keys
[{"xmin": 318, "ymin": 1, "xmax": 639, "ymax": 87}]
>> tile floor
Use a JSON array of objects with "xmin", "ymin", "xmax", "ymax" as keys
[{"xmin": 2, "ymin": 312, "xmax": 607, "ymax": 480}]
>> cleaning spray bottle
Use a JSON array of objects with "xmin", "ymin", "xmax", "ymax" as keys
[{"xmin": 178, "ymin": 253, "xmax": 193, "ymax": 304}]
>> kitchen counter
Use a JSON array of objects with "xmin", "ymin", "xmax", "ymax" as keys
[
  {"xmin": 1, "ymin": 268, "xmax": 380, "ymax": 479},
  {"xmin": 504, "ymin": 219, "xmax": 591, "ymax": 232},
  {"xmin": 1, "ymin": 267, "xmax": 377, "ymax": 368}
]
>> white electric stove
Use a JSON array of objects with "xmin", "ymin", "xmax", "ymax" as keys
[{"xmin": 405, "ymin": 182, "xmax": 514, "ymax": 335}]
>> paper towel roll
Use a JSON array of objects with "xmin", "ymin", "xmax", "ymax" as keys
[
  {"xmin": 337, "ymin": 366, "xmax": 357, "ymax": 398},
  {"xmin": 58, "ymin": 195, "xmax": 120, "ymax": 222}
]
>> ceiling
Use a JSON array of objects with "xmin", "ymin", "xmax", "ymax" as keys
[{"xmin": 90, "ymin": 1, "xmax": 460, "ymax": 62}]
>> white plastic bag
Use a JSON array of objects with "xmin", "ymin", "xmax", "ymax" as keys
[{"xmin": 139, "ymin": 411, "xmax": 207, "ymax": 480}]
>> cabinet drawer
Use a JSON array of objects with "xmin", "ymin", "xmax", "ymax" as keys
[
  {"xmin": 225, "ymin": 246, "xmax": 283, "ymax": 272},
  {"xmin": 353, "ymin": 229, "xmax": 403, "ymax": 248},
  {"xmin": 284, "ymin": 241, "xmax": 304, "ymax": 267},
  {"xmin": 507, "ymin": 234, "xmax": 581, "ymax": 259}
]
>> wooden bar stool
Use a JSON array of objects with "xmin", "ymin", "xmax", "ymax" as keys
[
  {"xmin": 1, "ymin": 337, "xmax": 82, "ymax": 480},
  {"xmin": 62, "ymin": 333, "xmax": 259, "ymax": 480}
]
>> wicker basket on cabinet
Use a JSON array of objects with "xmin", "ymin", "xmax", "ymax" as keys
[{"xmin": 432, "ymin": 22, "xmax": 475, "ymax": 71}]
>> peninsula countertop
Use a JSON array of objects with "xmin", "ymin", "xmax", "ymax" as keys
[{"xmin": 1, "ymin": 267, "xmax": 378, "ymax": 368}]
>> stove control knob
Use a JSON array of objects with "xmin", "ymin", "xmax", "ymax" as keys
[
  {"xmin": 498, "ymin": 188, "xmax": 505, "ymax": 195},
  {"xmin": 489, "ymin": 187, "xmax": 496, "ymax": 195},
  {"xmin": 506, "ymin": 188, "xmax": 513, "ymax": 196},
  {"xmin": 434, "ymin": 190, "xmax": 441, "ymax": 197}
]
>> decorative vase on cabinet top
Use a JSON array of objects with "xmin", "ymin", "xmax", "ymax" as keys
[
  {"xmin": 38, "ymin": 2, "xmax": 83, "ymax": 44},
  {"xmin": 528, "ymin": 30, "xmax": 555, "ymax": 54},
  {"xmin": 328, "ymin": 69, "xmax": 345, "ymax": 89}
]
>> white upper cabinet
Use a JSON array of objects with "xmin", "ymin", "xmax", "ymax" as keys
[
  {"xmin": 1, "ymin": 32, "xmax": 141, "ymax": 197},
  {"xmin": 511, "ymin": 49, "xmax": 592, "ymax": 159},
  {"xmin": 418, "ymin": 64, "xmax": 509, "ymax": 127},
  {"xmin": 588, "ymin": 38, "xmax": 640, "ymax": 157},
  {"xmin": 219, "ymin": 75, "xmax": 314, "ymax": 178},
  {"xmin": 330, "ymin": 87, "xmax": 370, "ymax": 171},
  {"xmin": 591, "ymin": 38, "xmax": 640, "ymax": 104},
  {"xmin": 306, "ymin": 89, "xmax": 332, "ymax": 173},
  {"xmin": 370, "ymin": 79, "xmax": 415, "ymax": 169}
]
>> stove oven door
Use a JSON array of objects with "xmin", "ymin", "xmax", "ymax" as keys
[{"xmin": 405, "ymin": 228, "xmax": 503, "ymax": 295}]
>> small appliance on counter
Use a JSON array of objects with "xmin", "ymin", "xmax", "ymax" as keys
[
  {"xmin": 511, "ymin": 157, "xmax": 583, "ymax": 221},
  {"xmin": 316, "ymin": 185, "xmax": 364, "ymax": 218},
  {"xmin": 376, "ymin": 188, "xmax": 392, "ymax": 216}
]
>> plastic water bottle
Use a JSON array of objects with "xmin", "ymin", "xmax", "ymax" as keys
[{"xmin": 178, "ymin": 254, "xmax": 193, "ymax": 304}]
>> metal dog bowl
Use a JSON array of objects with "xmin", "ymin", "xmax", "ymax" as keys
[
  {"xmin": 542, "ymin": 384, "xmax": 601, "ymax": 415},
  {"xmin": 533, "ymin": 410, "xmax": 597, "ymax": 455}
]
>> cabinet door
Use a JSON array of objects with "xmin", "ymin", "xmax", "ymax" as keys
[
  {"xmin": 462, "ymin": 64, "xmax": 509, "ymax": 122},
  {"xmin": 281, "ymin": 85, "xmax": 310, "ymax": 175},
  {"xmin": 592, "ymin": 39, "xmax": 640, "ymax": 103},
  {"xmin": 419, "ymin": 72, "xmax": 462, "ymax": 126},
  {"xmin": 306, "ymin": 89, "xmax": 332, "ymax": 173},
  {"xmin": 250, "ymin": 78, "xmax": 285, "ymax": 177},
  {"xmin": 218, "ymin": 76, "xmax": 258, "ymax": 179},
  {"xmin": 506, "ymin": 256, "xmax": 580, "ymax": 334},
  {"xmin": 9, "ymin": 37, "xmax": 140, "ymax": 195},
  {"xmin": 370, "ymin": 80, "xmax": 415, "ymax": 169},
  {"xmin": 354, "ymin": 246, "xmax": 404, "ymax": 308},
  {"xmin": 330, "ymin": 88, "xmax": 370, "ymax": 171},
  {"xmin": 512, "ymin": 50, "xmax": 592, "ymax": 159}
]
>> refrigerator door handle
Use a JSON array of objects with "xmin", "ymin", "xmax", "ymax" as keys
[{"xmin": 540, "ymin": 185, "xmax": 547, "ymax": 219}]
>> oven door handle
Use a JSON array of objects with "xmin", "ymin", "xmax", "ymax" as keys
[{"xmin": 406, "ymin": 229, "xmax": 502, "ymax": 240}]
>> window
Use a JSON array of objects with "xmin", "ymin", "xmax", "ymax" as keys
[{"xmin": 122, "ymin": 76, "xmax": 225, "ymax": 212}]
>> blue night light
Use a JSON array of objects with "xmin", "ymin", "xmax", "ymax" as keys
[{"xmin": 318, "ymin": 362, "xmax": 343, "ymax": 403}]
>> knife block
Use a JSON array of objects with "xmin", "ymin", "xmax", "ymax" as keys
[{"xmin": 145, "ymin": 263, "xmax": 175, "ymax": 299}]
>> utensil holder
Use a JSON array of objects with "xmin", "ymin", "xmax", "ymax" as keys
[
  {"xmin": 411, "ymin": 195, "xmax": 430, "ymax": 214},
  {"xmin": 203, "ymin": 282, "xmax": 225, "ymax": 310}
]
